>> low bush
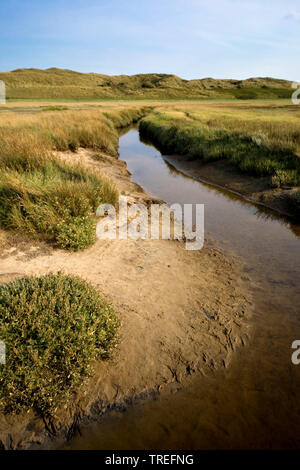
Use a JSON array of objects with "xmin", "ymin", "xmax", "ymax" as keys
[
  {"xmin": 56, "ymin": 215, "xmax": 96, "ymax": 251},
  {"xmin": 0, "ymin": 273, "xmax": 120, "ymax": 414}
]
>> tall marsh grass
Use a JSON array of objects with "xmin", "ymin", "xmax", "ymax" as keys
[
  {"xmin": 140, "ymin": 112, "xmax": 300, "ymax": 188},
  {"xmin": 0, "ymin": 107, "xmax": 147, "ymax": 249}
]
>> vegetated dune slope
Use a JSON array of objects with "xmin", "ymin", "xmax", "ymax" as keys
[{"xmin": 0, "ymin": 67, "xmax": 293, "ymax": 100}]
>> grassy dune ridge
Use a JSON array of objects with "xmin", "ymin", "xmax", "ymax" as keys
[
  {"xmin": 0, "ymin": 67, "xmax": 293, "ymax": 100},
  {"xmin": 0, "ymin": 106, "xmax": 149, "ymax": 249}
]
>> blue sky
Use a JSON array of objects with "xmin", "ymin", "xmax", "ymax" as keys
[{"xmin": 0, "ymin": 0, "xmax": 299, "ymax": 80}]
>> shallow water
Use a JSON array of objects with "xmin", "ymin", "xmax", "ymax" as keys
[{"xmin": 65, "ymin": 128, "xmax": 300, "ymax": 449}]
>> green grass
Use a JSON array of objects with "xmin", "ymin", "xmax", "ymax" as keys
[
  {"xmin": 0, "ymin": 67, "xmax": 293, "ymax": 100},
  {"xmin": 0, "ymin": 273, "xmax": 120, "ymax": 414},
  {"xmin": 139, "ymin": 112, "xmax": 300, "ymax": 188},
  {"xmin": 0, "ymin": 160, "xmax": 118, "ymax": 250},
  {"xmin": 104, "ymin": 107, "xmax": 152, "ymax": 128},
  {"xmin": 0, "ymin": 106, "xmax": 149, "ymax": 249}
]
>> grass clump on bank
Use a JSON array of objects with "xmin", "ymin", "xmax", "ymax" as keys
[
  {"xmin": 0, "ymin": 106, "xmax": 148, "ymax": 249},
  {"xmin": 0, "ymin": 273, "xmax": 120, "ymax": 414},
  {"xmin": 0, "ymin": 158, "xmax": 118, "ymax": 250},
  {"xmin": 139, "ymin": 112, "xmax": 300, "ymax": 188}
]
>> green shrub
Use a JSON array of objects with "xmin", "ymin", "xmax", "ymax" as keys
[
  {"xmin": 56, "ymin": 216, "xmax": 96, "ymax": 251},
  {"xmin": 0, "ymin": 273, "xmax": 120, "ymax": 414}
]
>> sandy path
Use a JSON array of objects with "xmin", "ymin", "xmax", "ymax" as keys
[{"xmin": 0, "ymin": 149, "xmax": 253, "ymax": 449}]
